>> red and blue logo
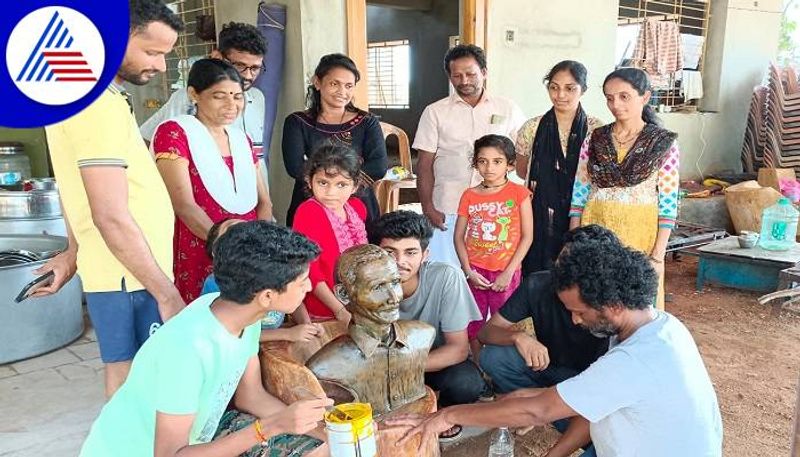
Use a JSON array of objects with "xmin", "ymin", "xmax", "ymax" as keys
[
  {"xmin": 17, "ymin": 10, "xmax": 99, "ymax": 83},
  {"xmin": 1, "ymin": 1, "xmax": 129, "ymax": 127}
]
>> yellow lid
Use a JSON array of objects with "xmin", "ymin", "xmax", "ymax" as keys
[{"xmin": 325, "ymin": 402, "xmax": 373, "ymax": 430}]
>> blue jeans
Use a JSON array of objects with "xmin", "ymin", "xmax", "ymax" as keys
[{"xmin": 480, "ymin": 344, "xmax": 597, "ymax": 457}]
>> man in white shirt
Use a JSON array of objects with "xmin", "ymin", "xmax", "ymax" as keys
[
  {"xmin": 413, "ymin": 44, "xmax": 526, "ymax": 267},
  {"xmin": 389, "ymin": 225, "xmax": 723, "ymax": 457},
  {"xmin": 140, "ymin": 22, "xmax": 267, "ymax": 165}
]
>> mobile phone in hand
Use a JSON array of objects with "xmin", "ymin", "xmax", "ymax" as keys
[{"xmin": 15, "ymin": 271, "xmax": 55, "ymax": 303}]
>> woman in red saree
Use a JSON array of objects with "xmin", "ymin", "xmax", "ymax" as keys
[{"xmin": 151, "ymin": 58, "xmax": 273, "ymax": 302}]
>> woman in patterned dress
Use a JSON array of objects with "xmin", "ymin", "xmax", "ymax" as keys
[
  {"xmin": 282, "ymin": 53, "xmax": 387, "ymax": 226},
  {"xmin": 569, "ymin": 68, "xmax": 680, "ymax": 310},
  {"xmin": 515, "ymin": 60, "xmax": 604, "ymax": 274},
  {"xmin": 152, "ymin": 59, "xmax": 273, "ymax": 303}
]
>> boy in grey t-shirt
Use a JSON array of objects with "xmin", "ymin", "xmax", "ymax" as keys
[{"xmin": 369, "ymin": 211, "xmax": 486, "ymax": 440}]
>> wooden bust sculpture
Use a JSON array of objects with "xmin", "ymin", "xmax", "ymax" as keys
[{"xmin": 306, "ymin": 244, "xmax": 436, "ymax": 416}]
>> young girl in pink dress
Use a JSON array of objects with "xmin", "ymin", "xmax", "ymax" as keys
[{"xmin": 292, "ymin": 144, "xmax": 368, "ymax": 323}]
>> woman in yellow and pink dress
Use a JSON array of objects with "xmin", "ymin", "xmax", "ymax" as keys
[{"xmin": 569, "ymin": 68, "xmax": 679, "ymax": 310}]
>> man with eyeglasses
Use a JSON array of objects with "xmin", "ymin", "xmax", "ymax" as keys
[{"xmin": 141, "ymin": 22, "xmax": 267, "ymax": 163}]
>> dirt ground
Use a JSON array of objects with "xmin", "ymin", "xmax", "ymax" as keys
[{"xmin": 443, "ymin": 256, "xmax": 800, "ymax": 457}]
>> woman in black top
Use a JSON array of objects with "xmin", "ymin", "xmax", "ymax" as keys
[
  {"xmin": 514, "ymin": 61, "xmax": 602, "ymax": 275},
  {"xmin": 282, "ymin": 53, "xmax": 388, "ymax": 225}
]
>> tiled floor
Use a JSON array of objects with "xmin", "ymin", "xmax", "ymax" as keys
[
  {"xmin": 0, "ymin": 317, "xmax": 486, "ymax": 456},
  {"xmin": 0, "ymin": 323, "xmax": 104, "ymax": 457}
]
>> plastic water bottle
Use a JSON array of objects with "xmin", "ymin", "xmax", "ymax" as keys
[
  {"xmin": 759, "ymin": 197, "xmax": 799, "ymax": 251},
  {"xmin": 488, "ymin": 427, "xmax": 514, "ymax": 457}
]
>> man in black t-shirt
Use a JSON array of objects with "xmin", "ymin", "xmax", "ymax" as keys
[
  {"xmin": 477, "ymin": 226, "xmax": 614, "ymax": 457},
  {"xmin": 477, "ymin": 271, "xmax": 608, "ymax": 394}
]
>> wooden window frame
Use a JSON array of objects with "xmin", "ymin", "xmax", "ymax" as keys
[
  {"xmin": 346, "ymin": 0, "xmax": 486, "ymax": 110},
  {"xmin": 367, "ymin": 39, "xmax": 411, "ymax": 109}
]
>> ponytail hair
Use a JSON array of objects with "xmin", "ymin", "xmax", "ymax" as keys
[{"xmin": 603, "ymin": 67, "xmax": 661, "ymax": 126}]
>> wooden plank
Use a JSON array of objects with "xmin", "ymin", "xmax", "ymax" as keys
[{"xmin": 345, "ymin": 0, "xmax": 369, "ymax": 110}]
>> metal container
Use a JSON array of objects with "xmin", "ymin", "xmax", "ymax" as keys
[
  {"xmin": 0, "ymin": 142, "xmax": 31, "ymax": 187},
  {"xmin": 0, "ymin": 234, "xmax": 83, "ymax": 364},
  {"xmin": 0, "ymin": 180, "xmax": 65, "ymax": 236}
]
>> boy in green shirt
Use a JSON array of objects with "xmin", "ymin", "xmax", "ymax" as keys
[{"xmin": 80, "ymin": 221, "xmax": 332, "ymax": 456}]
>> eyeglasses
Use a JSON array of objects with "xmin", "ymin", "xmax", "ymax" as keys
[{"xmin": 225, "ymin": 58, "xmax": 264, "ymax": 75}]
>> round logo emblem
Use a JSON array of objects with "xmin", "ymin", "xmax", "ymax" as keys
[{"xmin": 5, "ymin": 6, "xmax": 105, "ymax": 106}]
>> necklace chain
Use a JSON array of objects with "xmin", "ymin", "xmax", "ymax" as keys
[
  {"xmin": 320, "ymin": 110, "xmax": 346, "ymax": 125},
  {"xmin": 612, "ymin": 125, "xmax": 642, "ymax": 146},
  {"xmin": 480, "ymin": 177, "xmax": 509, "ymax": 189}
]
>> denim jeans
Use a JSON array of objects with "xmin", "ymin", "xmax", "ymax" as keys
[{"xmin": 480, "ymin": 344, "xmax": 597, "ymax": 457}]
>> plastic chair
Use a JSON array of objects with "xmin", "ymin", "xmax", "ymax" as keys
[{"xmin": 373, "ymin": 122, "xmax": 418, "ymax": 214}]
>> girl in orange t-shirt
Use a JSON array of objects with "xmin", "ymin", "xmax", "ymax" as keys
[{"xmin": 454, "ymin": 135, "xmax": 533, "ymax": 360}]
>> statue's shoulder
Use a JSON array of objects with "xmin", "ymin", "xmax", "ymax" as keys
[
  {"xmin": 396, "ymin": 320, "xmax": 436, "ymax": 348},
  {"xmin": 306, "ymin": 335, "xmax": 359, "ymax": 369}
]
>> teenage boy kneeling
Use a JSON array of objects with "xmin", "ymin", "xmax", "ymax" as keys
[{"xmin": 80, "ymin": 221, "xmax": 332, "ymax": 457}]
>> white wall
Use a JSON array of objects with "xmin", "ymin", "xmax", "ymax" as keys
[
  {"xmin": 485, "ymin": 0, "xmax": 618, "ymax": 123},
  {"xmin": 486, "ymin": 0, "xmax": 782, "ymax": 180},
  {"xmin": 214, "ymin": 0, "xmax": 347, "ymax": 223}
]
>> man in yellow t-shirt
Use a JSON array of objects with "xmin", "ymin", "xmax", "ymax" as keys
[{"xmin": 43, "ymin": 0, "xmax": 184, "ymax": 399}]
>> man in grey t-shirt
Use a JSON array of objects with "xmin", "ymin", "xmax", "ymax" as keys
[{"xmin": 369, "ymin": 211, "xmax": 487, "ymax": 439}]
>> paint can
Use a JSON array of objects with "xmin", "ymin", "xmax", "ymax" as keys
[{"xmin": 324, "ymin": 402, "xmax": 377, "ymax": 457}]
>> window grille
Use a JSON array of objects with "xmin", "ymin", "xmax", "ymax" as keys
[
  {"xmin": 367, "ymin": 40, "xmax": 410, "ymax": 109},
  {"xmin": 617, "ymin": 0, "xmax": 711, "ymax": 109},
  {"xmin": 162, "ymin": 0, "xmax": 217, "ymax": 99}
]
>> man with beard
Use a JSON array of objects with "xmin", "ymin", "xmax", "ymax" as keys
[
  {"xmin": 413, "ymin": 44, "xmax": 526, "ymax": 267},
  {"xmin": 368, "ymin": 211, "xmax": 486, "ymax": 441},
  {"xmin": 45, "ymin": 0, "xmax": 185, "ymax": 398},
  {"xmin": 389, "ymin": 225, "xmax": 723, "ymax": 457},
  {"xmin": 477, "ymin": 225, "xmax": 612, "ymax": 457},
  {"xmin": 140, "ymin": 22, "xmax": 268, "ymax": 167}
]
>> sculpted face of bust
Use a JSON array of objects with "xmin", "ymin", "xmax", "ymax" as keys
[
  {"xmin": 350, "ymin": 255, "xmax": 402, "ymax": 325},
  {"xmin": 336, "ymin": 245, "xmax": 403, "ymax": 330}
]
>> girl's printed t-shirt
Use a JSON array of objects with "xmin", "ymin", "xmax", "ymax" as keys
[{"xmin": 457, "ymin": 182, "xmax": 532, "ymax": 272}]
